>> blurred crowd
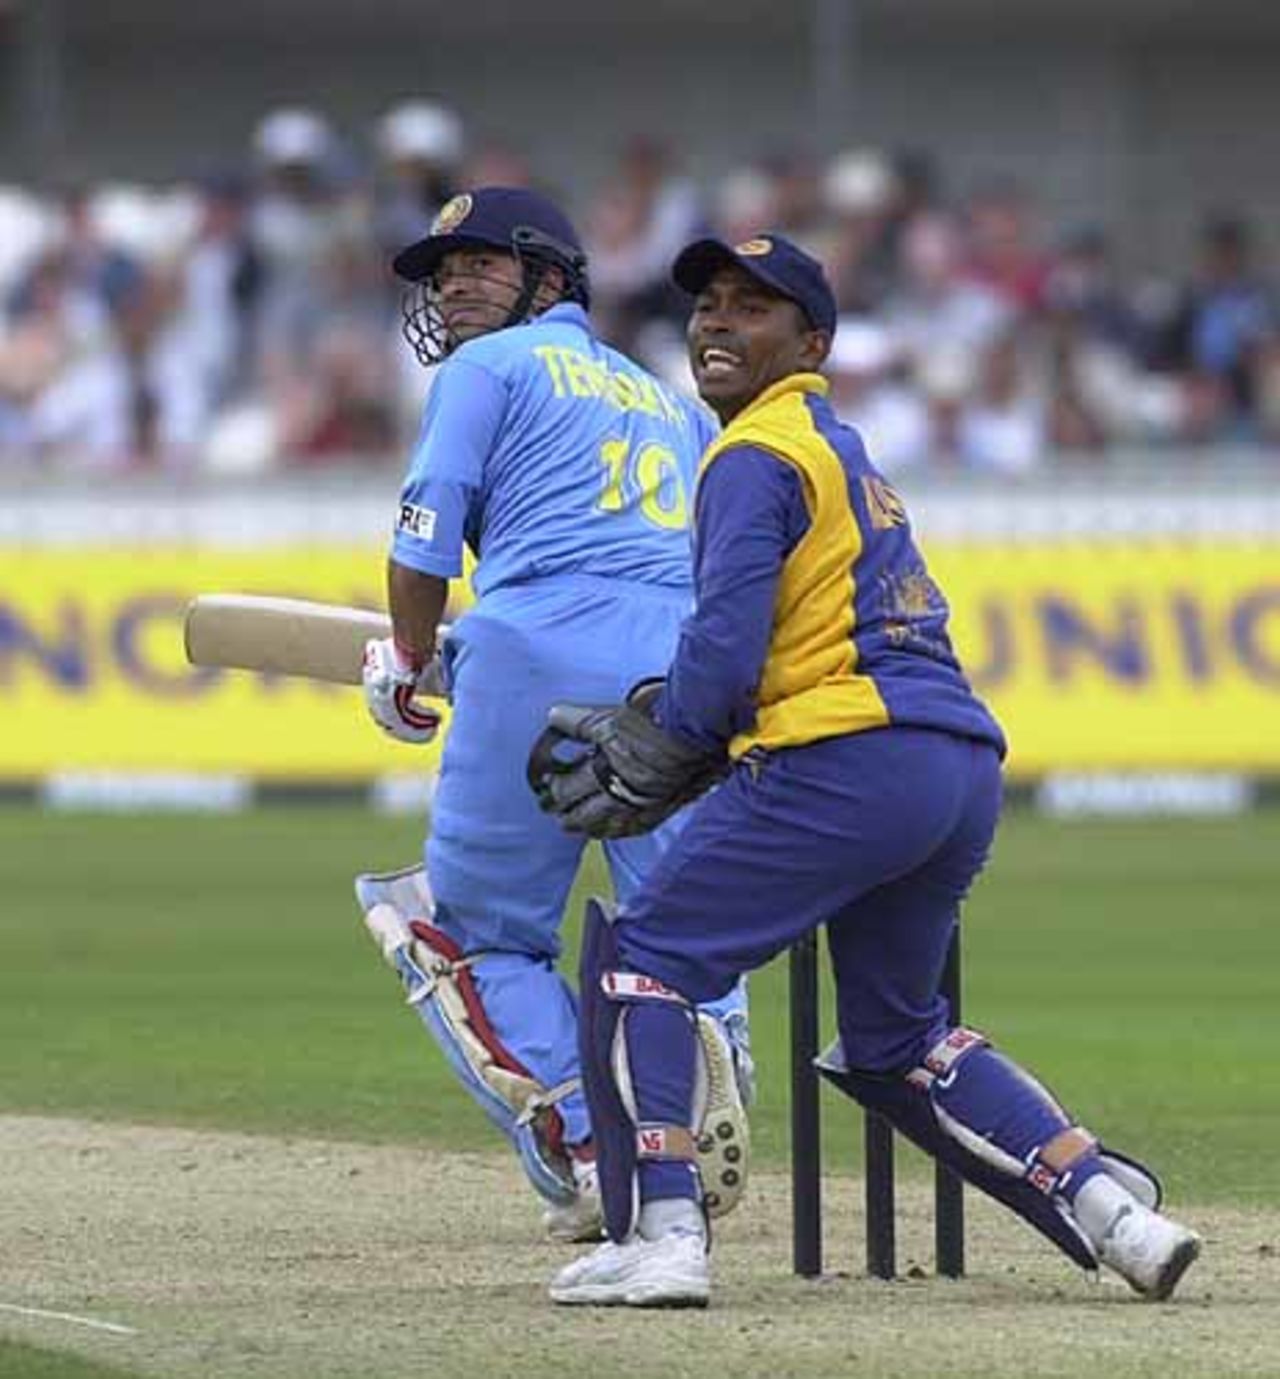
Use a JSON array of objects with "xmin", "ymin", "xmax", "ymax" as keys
[{"xmin": 2, "ymin": 99, "xmax": 1278, "ymax": 478}]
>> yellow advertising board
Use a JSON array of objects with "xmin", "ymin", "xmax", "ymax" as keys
[
  {"xmin": 929, "ymin": 539, "xmax": 1280, "ymax": 773},
  {"xmin": 0, "ymin": 546, "xmax": 460, "ymax": 778},
  {"xmin": 1, "ymin": 539, "xmax": 1277, "ymax": 778}
]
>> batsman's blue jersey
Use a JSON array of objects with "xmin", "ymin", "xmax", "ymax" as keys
[{"xmin": 391, "ymin": 302, "xmax": 714, "ymax": 595}]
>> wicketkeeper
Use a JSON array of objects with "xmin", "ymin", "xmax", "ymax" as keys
[{"xmin": 530, "ymin": 232, "xmax": 1201, "ymax": 1307}]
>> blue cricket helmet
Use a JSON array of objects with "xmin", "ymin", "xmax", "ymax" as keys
[{"xmin": 393, "ymin": 185, "xmax": 589, "ymax": 307}]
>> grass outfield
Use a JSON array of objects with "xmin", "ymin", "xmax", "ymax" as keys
[
  {"xmin": 1, "ymin": 805, "xmax": 1276, "ymax": 1206},
  {"xmin": 0, "ymin": 1340, "xmax": 139, "ymax": 1379}
]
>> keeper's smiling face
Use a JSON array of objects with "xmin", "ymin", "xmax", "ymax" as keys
[{"xmin": 687, "ymin": 265, "xmax": 830, "ymax": 423}]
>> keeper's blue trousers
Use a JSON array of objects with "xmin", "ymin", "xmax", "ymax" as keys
[{"xmin": 615, "ymin": 726, "xmax": 1002, "ymax": 1072}]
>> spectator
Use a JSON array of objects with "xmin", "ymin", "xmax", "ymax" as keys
[
  {"xmin": 270, "ymin": 230, "xmax": 399, "ymax": 461},
  {"xmin": 1164, "ymin": 216, "xmax": 1277, "ymax": 439},
  {"xmin": 917, "ymin": 347, "xmax": 975, "ymax": 468},
  {"xmin": 763, "ymin": 152, "xmax": 832, "ymax": 258},
  {"xmin": 0, "ymin": 187, "xmax": 138, "ymax": 469},
  {"xmin": 373, "ymin": 99, "xmax": 465, "ymax": 256},
  {"xmin": 962, "ymin": 178, "xmax": 1051, "ymax": 314},
  {"xmin": 460, "ymin": 142, "xmax": 536, "ymax": 190},
  {"xmin": 823, "ymin": 148, "xmax": 899, "ymax": 313},
  {"xmin": 247, "ymin": 107, "xmax": 353, "ymax": 374},
  {"xmin": 1045, "ymin": 225, "xmax": 1140, "ymax": 352},
  {"xmin": 1041, "ymin": 231, "xmax": 1137, "ymax": 452},
  {"xmin": 958, "ymin": 330, "xmax": 1048, "ymax": 475},
  {"xmin": 1253, "ymin": 337, "xmax": 1280, "ymax": 446},
  {"xmin": 372, "ymin": 101, "xmax": 467, "ymax": 436},
  {"xmin": 88, "ymin": 182, "xmax": 246, "ymax": 466},
  {"xmin": 1042, "ymin": 330, "xmax": 1109, "ymax": 456},
  {"xmin": 585, "ymin": 136, "xmax": 706, "ymax": 357},
  {"xmin": 1, "ymin": 134, "xmax": 1277, "ymax": 475},
  {"xmin": 712, "ymin": 165, "xmax": 779, "ymax": 246},
  {"xmin": 178, "ymin": 175, "xmax": 258, "ymax": 413},
  {"xmin": 875, "ymin": 147, "xmax": 945, "ymax": 283},
  {"xmin": 883, "ymin": 214, "xmax": 1011, "ymax": 373},
  {"xmin": 3, "ymin": 253, "xmax": 132, "ymax": 467},
  {"xmin": 826, "ymin": 318, "xmax": 930, "ymax": 473}
]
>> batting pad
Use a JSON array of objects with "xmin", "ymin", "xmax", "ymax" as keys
[{"xmin": 355, "ymin": 866, "xmax": 578, "ymax": 1205}]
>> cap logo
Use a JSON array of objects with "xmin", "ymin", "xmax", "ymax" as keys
[
  {"xmin": 431, "ymin": 193, "xmax": 473, "ymax": 235},
  {"xmin": 735, "ymin": 237, "xmax": 773, "ymax": 257}
]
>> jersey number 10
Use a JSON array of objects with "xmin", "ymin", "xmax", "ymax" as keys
[{"xmin": 597, "ymin": 439, "xmax": 690, "ymax": 532}]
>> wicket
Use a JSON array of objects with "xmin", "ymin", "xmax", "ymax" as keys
[{"xmin": 789, "ymin": 929, "xmax": 966, "ymax": 1279}]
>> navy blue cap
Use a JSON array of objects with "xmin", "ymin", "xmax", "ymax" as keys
[
  {"xmin": 672, "ymin": 233, "xmax": 837, "ymax": 336},
  {"xmin": 392, "ymin": 186, "xmax": 586, "ymax": 283}
]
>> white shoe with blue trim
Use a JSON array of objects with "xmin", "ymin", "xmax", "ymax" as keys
[{"xmin": 550, "ymin": 1229, "xmax": 709, "ymax": 1308}]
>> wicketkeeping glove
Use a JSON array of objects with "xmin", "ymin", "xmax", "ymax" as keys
[
  {"xmin": 526, "ymin": 683, "xmax": 723, "ymax": 839},
  {"xmin": 362, "ymin": 637, "xmax": 442, "ymax": 745}
]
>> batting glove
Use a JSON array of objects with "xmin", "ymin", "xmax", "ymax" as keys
[{"xmin": 362, "ymin": 637, "xmax": 442, "ymax": 745}]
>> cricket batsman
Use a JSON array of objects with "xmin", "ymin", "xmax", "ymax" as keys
[{"xmin": 353, "ymin": 187, "xmax": 751, "ymax": 1242}]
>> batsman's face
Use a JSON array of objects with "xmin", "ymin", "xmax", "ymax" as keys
[
  {"xmin": 687, "ymin": 266, "xmax": 829, "ymax": 421},
  {"xmin": 432, "ymin": 246, "xmax": 523, "ymax": 343}
]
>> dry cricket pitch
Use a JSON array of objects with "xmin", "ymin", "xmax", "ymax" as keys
[{"xmin": 1, "ymin": 1116, "xmax": 1276, "ymax": 1379}]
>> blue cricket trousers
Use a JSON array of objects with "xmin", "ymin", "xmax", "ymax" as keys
[
  {"xmin": 425, "ymin": 574, "xmax": 745, "ymax": 1145},
  {"xmin": 616, "ymin": 726, "xmax": 1002, "ymax": 1072}
]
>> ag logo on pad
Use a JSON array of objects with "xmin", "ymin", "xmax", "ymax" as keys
[
  {"xmin": 735, "ymin": 237, "xmax": 773, "ymax": 256},
  {"xmin": 432, "ymin": 194, "xmax": 473, "ymax": 235}
]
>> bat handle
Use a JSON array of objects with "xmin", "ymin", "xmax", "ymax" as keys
[{"xmin": 417, "ymin": 653, "xmax": 450, "ymax": 701}]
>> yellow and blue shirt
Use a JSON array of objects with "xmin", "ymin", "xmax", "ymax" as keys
[{"xmin": 657, "ymin": 373, "xmax": 1006, "ymax": 759}]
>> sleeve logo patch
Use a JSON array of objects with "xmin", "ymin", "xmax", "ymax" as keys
[{"xmin": 397, "ymin": 502, "xmax": 438, "ymax": 540}]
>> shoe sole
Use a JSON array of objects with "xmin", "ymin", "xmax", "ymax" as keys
[
  {"xmin": 1145, "ymin": 1234, "xmax": 1202, "ymax": 1302},
  {"xmin": 550, "ymin": 1282, "xmax": 709, "ymax": 1308},
  {"xmin": 696, "ymin": 1014, "xmax": 749, "ymax": 1220}
]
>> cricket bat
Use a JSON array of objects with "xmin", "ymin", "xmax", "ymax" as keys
[{"xmin": 183, "ymin": 594, "xmax": 448, "ymax": 695}]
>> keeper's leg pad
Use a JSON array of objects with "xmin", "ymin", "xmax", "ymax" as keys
[
  {"xmin": 817, "ymin": 1029, "xmax": 1161, "ymax": 1273},
  {"xmin": 579, "ymin": 898, "xmax": 706, "ymax": 1243},
  {"xmin": 693, "ymin": 1012, "xmax": 750, "ymax": 1220},
  {"xmin": 355, "ymin": 866, "xmax": 577, "ymax": 1206}
]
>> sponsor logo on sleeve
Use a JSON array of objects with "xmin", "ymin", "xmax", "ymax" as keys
[{"xmin": 397, "ymin": 503, "xmax": 438, "ymax": 541}]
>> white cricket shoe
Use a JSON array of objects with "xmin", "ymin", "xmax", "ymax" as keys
[
  {"xmin": 1095, "ymin": 1201, "xmax": 1201, "ymax": 1300},
  {"xmin": 550, "ymin": 1230, "xmax": 709, "ymax": 1308},
  {"xmin": 1073, "ymin": 1175, "xmax": 1201, "ymax": 1300},
  {"xmin": 543, "ymin": 1157, "xmax": 604, "ymax": 1243},
  {"xmin": 695, "ymin": 1013, "xmax": 750, "ymax": 1220}
]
